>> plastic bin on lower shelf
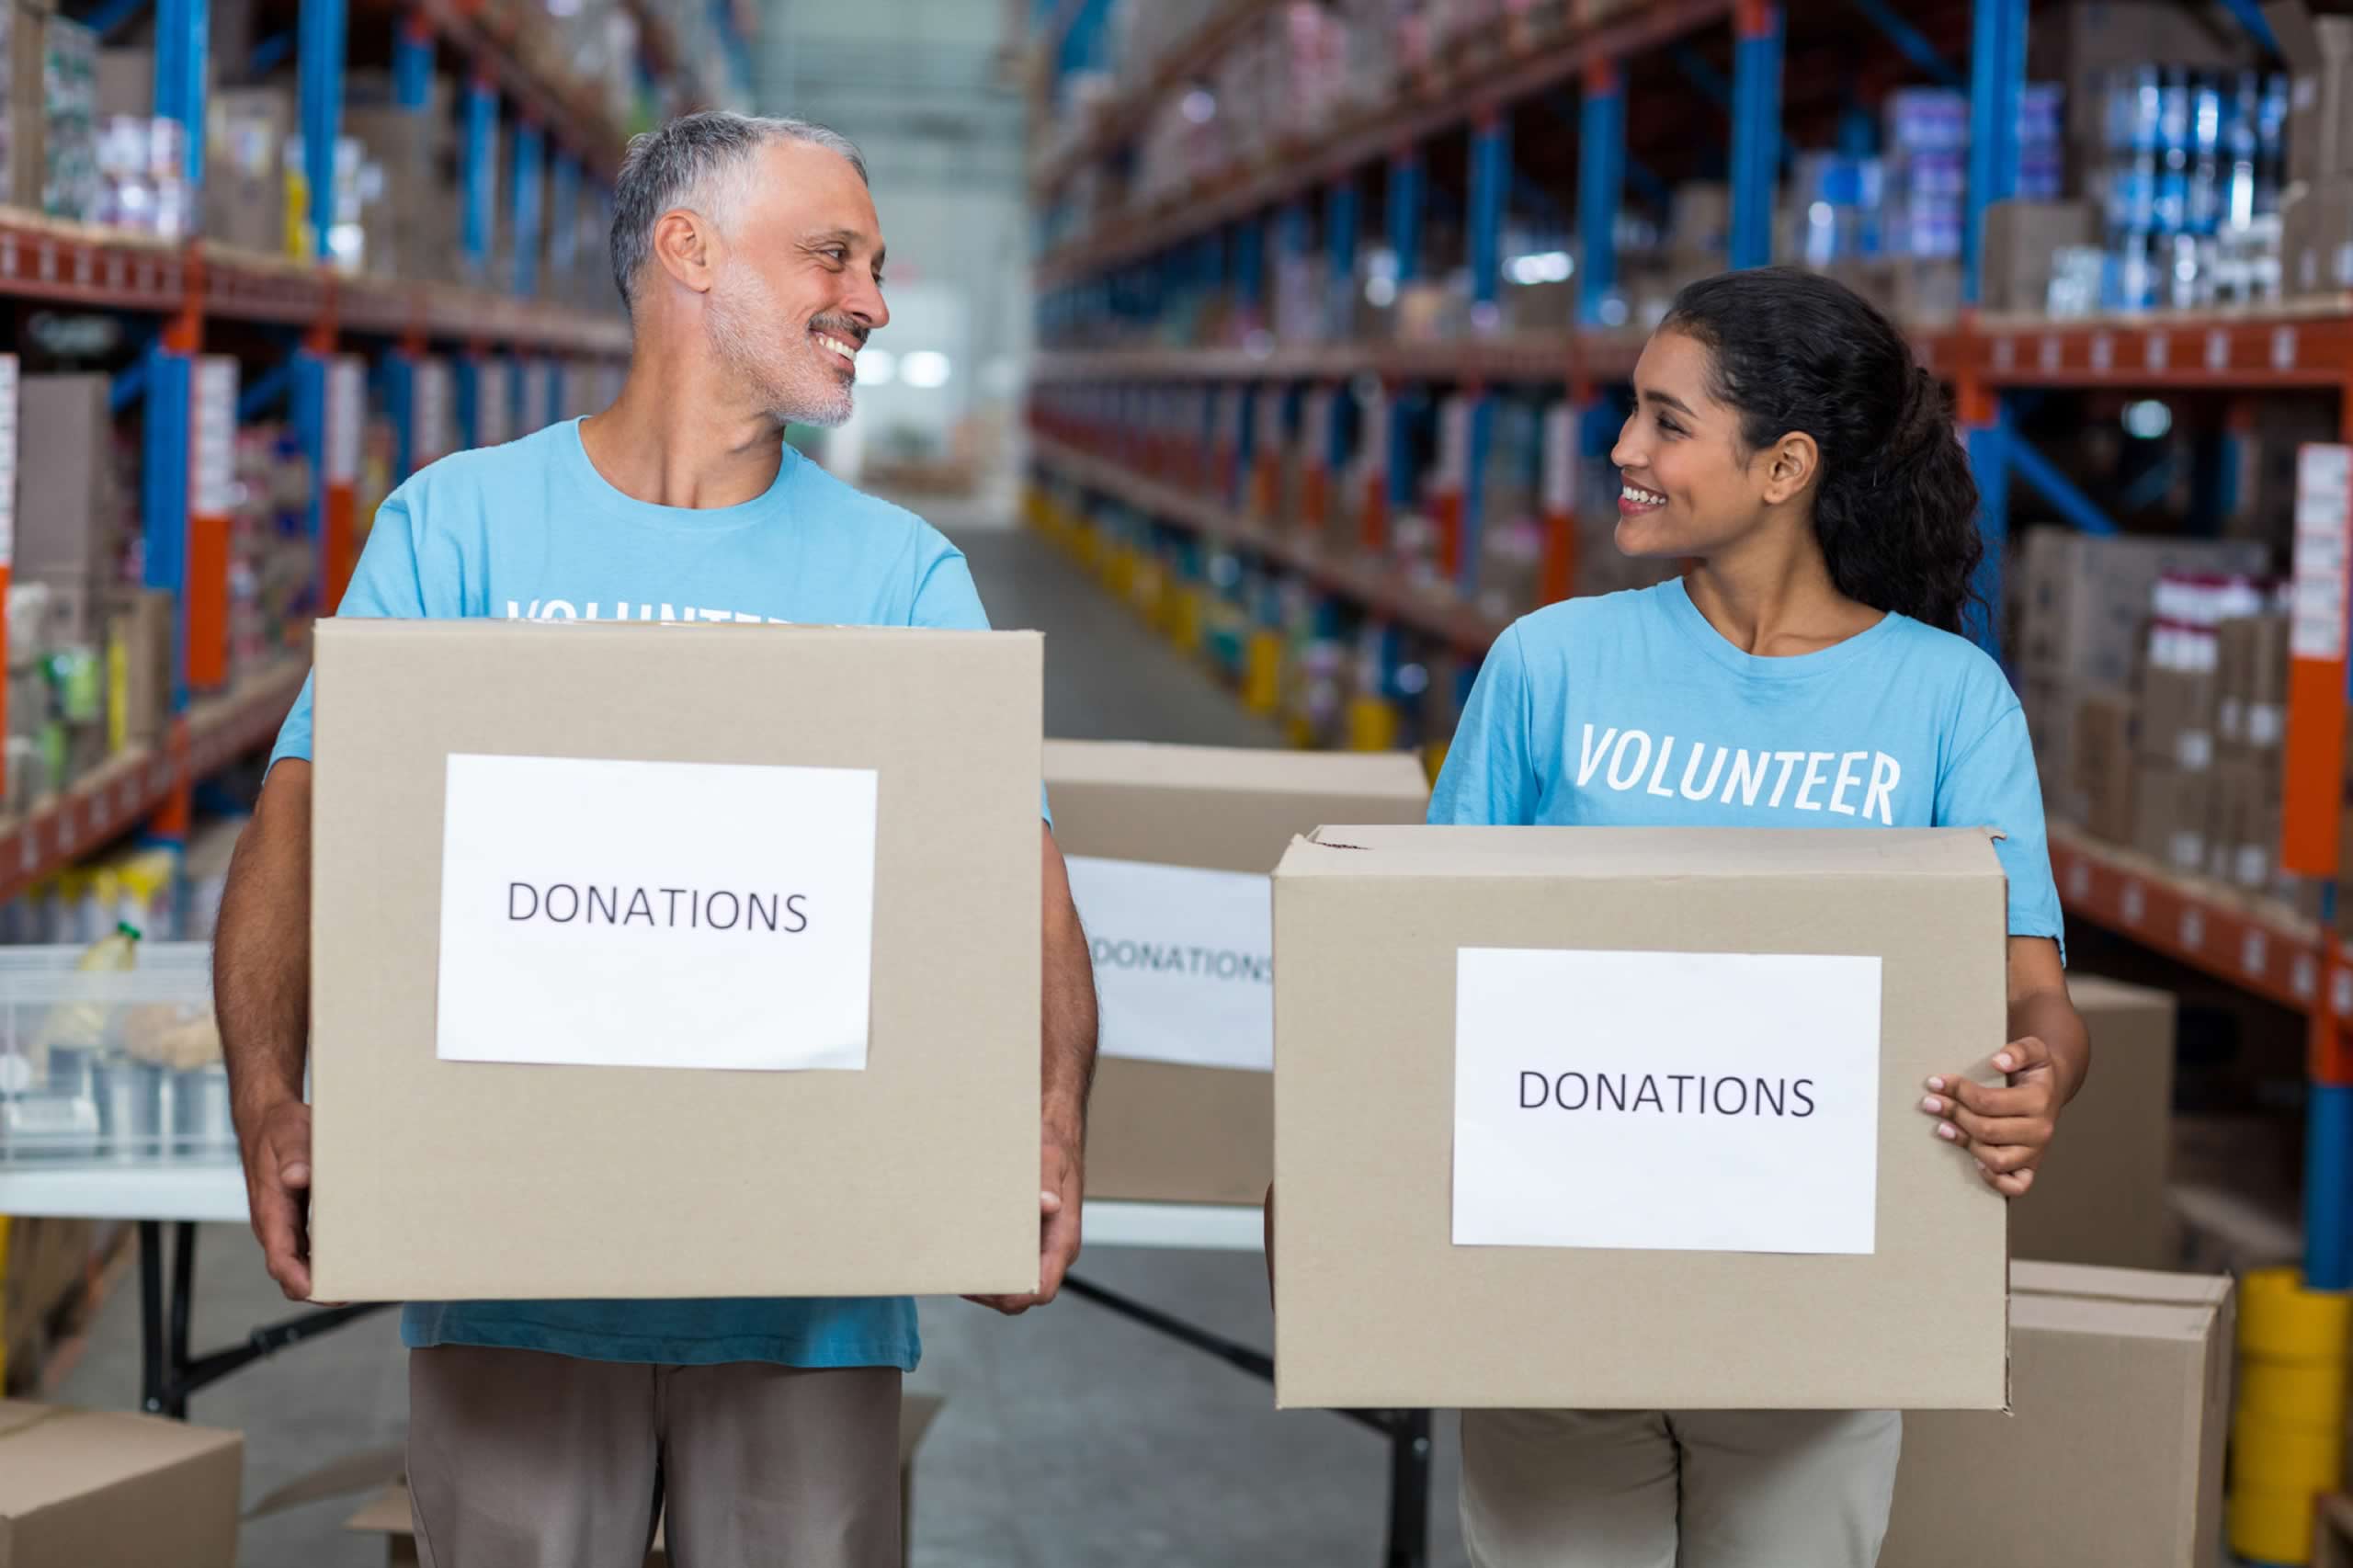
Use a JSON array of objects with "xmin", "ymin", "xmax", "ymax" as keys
[{"xmin": 0, "ymin": 941, "xmax": 227, "ymax": 1166}]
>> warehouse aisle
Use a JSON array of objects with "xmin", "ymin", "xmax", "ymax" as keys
[
  {"xmin": 952, "ymin": 524, "xmax": 1287, "ymax": 750},
  {"xmin": 52, "ymin": 513, "xmax": 1468, "ymax": 1568}
]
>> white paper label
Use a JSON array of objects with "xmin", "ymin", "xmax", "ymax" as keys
[
  {"xmin": 1452, "ymin": 948, "xmax": 1881, "ymax": 1255},
  {"xmin": 327, "ymin": 357, "xmax": 365, "ymax": 484},
  {"xmin": 436, "ymin": 753, "xmax": 879, "ymax": 1072},
  {"xmin": 1066, "ymin": 856, "xmax": 1271, "ymax": 1073}
]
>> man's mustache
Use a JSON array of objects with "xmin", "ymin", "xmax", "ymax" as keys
[{"xmin": 810, "ymin": 318, "xmax": 870, "ymax": 348}]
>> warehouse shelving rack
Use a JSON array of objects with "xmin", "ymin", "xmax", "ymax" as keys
[
  {"xmin": 0, "ymin": 0, "xmax": 694, "ymax": 1412},
  {"xmin": 1022, "ymin": 0, "xmax": 2353, "ymax": 1485},
  {"xmin": 0, "ymin": 0, "xmax": 655, "ymax": 872}
]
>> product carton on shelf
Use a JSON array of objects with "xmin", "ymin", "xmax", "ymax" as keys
[
  {"xmin": 1271, "ymin": 825, "xmax": 2008, "ymax": 1411},
  {"xmin": 1041, "ymin": 740, "xmax": 1428, "ymax": 1205},
  {"xmin": 306, "ymin": 620, "xmax": 1045, "ymax": 1302},
  {"xmin": 1881, "ymin": 1263, "xmax": 2231, "ymax": 1568}
]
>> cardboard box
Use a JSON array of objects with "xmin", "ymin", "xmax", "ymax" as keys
[
  {"xmin": 203, "ymin": 86, "xmax": 289, "ymax": 256},
  {"xmin": 2135, "ymin": 761, "xmax": 2215, "ymax": 873},
  {"xmin": 1980, "ymin": 199, "xmax": 2097, "ymax": 314},
  {"xmin": 1881, "ymin": 1262, "xmax": 2231, "ymax": 1568},
  {"xmin": 93, "ymin": 44, "xmax": 143, "ymax": 116},
  {"xmin": 1040, "ymin": 740, "xmax": 1428, "ymax": 1205},
  {"xmin": 2284, "ymin": 175, "xmax": 2353, "ymax": 295},
  {"xmin": 2270, "ymin": 5, "xmax": 2353, "ymax": 187},
  {"xmin": 344, "ymin": 1392, "xmax": 943, "ymax": 1566},
  {"xmin": 2010, "ymin": 977, "xmax": 2177, "ymax": 1269},
  {"xmin": 1270, "ymin": 825, "xmax": 2009, "ymax": 1410},
  {"xmin": 0, "ymin": 1399, "xmax": 242, "ymax": 1565},
  {"xmin": 307, "ymin": 621, "xmax": 1043, "ymax": 1302},
  {"xmin": 16, "ymin": 375, "xmax": 116, "ymax": 587},
  {"xmin": 2016, "ymin": 529, "xmax": 2269, "ymax": 696},
  {"xmin": 2071, "ymin": 689, "xmax": 2137, "ymax": 843},
  {"xmin": 2140, "ymin": 665, "xmax": 2218, "ymax": 772},
  {"xmin": 1, "ymin": 1217, "xmax": 94, "ymax": 1392}
]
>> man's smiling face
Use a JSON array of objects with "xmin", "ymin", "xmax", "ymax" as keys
[{"xmin": 703, "ymin": 138, "xmax": 890, "ymax": 427}]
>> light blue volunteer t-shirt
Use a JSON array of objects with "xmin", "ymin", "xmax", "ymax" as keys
[
  {"xmin": 270, "ymin": 417, "xmax": 1018, "ymax": 1369},
  {"xmin": 1428, "ymin": 578, "xmax": 2064, "ymax": 953}
]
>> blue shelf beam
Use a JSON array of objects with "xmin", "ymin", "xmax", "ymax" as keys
[
  {"xmin": 1385, "ymin": 148, "xmax": 1423, "ymax": 283},
  {"xmin": 462, "ymin": 76, "xmax": 499, "ymax": 278},
  {"xmin": 394, "ymin": 14, "xmax": 434, "ymax": 108},
  {"xmin": 142, "ymin": 352, "xmax": 194, "ymax": 709},
  {"xmin": 1468, "ymin": 113, "xmax": 1509, "ymax": 312},
  {"xmin": 155, "ymin": 0, "xmax": 207, "ymax": 187},
  {"xmin": 292, "ymin": 351, "xmax": 330, "ymax": 595},
  {"xmin": 2006, "ymin": 432, "xmax": 2122, "ymax": 537},
  {"xmin": 1577, "ymin": 59, "xmax": 1624, "ymax": 327},
  {"xmin": 1729, "ymin": 2, "xmax": 1783, "ymax": 271},
  {"xmin": 1963, "ymin": 0, "xmax": 2028, "ymax": 304},
  {"xmin": 1326, "ymin": 175, "xmax": 1359, "ymax": 300},
  {"xmin": 298, "ymin": 0, "xmax": 346, "ymax": 260}
]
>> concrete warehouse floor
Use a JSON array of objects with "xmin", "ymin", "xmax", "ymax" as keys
[{"xmin": 55, "ymin": 517, "xmax": 1476, "ymax": 1568}]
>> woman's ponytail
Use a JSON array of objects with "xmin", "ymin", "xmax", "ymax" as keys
[{"xmin": 1659, "ymin": 268, "xmax": 1984, "ymax": 635}]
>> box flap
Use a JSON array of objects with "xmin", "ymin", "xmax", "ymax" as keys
[
  {"xmin": 1276, "ymin": 825, "xmax": 2004, "ymax": 881},
  {"xmin": 1041, "ymin": 739, "xmax": 1427, "ymax": 801},
  {"xmin": 2012, "ymin": 1260, "xmax": 2234, "ymax": 1311},
  {"xmin": 0, "ymin": 1403, "xmax": 241, "ymax": 1518},
  {"xmin": 901, "ymin": 1392, "xmax": 944, "ymax": 1462},
  {"xmin": 245, "ymin": 1445, "xmax": 405, "ymax": 1519},
  {"xmin": 2013, "ymin": 1292, "xmax": 2220, "ymax": 1345},
  {"xmin": 317, "ymin": 619, "xmax": 1039, "ymax": 653}
]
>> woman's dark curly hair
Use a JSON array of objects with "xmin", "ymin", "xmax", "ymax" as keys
[{"xmin": 1658, "ymin": 267, "xmax": 1984, "ymax": 635}]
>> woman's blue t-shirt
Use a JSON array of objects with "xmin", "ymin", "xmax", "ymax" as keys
[{"xmin": 1427, "ymin": 578, "xmax": 2064, "ymax": 956}]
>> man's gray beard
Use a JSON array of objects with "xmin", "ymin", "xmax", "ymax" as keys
[{"xmin": 705, "ymin": 269, "xmax": 854, "ymax": 428}]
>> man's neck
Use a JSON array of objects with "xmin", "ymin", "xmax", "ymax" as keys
[{"xmin": 578, "ymin": 359, "xmax": 787, "ymax": 510}]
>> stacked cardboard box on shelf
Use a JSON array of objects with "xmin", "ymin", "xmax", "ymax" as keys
[
  {"xmin": 2015, "ymin": 527, "xmax": 2269, "ymax": 825},
  {"xmin": 204, "ymin": 85, "xmax": 290, "ymax": 255}
]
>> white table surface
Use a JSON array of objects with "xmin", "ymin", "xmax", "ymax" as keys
[{"xmin": 0, "ymin": 1163, "xmax": 1267, "ymax": 1252}]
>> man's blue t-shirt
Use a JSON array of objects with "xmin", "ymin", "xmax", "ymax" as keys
[
  {"xmin": 1428, "ymin": 578, "xmax": 2064, "ymax": 954},
  {"xmin": 271, "ymin": 417, "xmax": 1007, "ymax": 1370}
]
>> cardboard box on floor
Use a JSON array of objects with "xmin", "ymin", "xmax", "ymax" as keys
[
  {"xmin": 343, "ymin": 1394, "xmax": 944, "ymax": 1568},
  {"xmin": 1271, "ymin": 825, "xmax": 2009, "ymax": 1411},
  {"xmin": 1881, "ymin": 1263, "xmax": 2232, "ymax": 1568},
  {"xmin": 1040, "ymin": 739, "xmax": 1429, "ymax": 1205},
  {"xmin": 0, "ymin": 1399, "xmax": 242, "ymax": 1566},
  {"xmin": 2011, "ymin": 976, "xmax": 2177, "ymax": 1270},
  {"xmin": 306, "ymin": 621, "xmax": 1042, "ymax": 1302}
]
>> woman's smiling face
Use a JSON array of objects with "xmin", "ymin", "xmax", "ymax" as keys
[{"xmin": 1608, "ymin": 327, "xmax": 1786, "ymax": 562}]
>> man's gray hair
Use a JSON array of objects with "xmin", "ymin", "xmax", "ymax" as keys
[{"xmin": 609, "ymin": 110, "xmax": 869, "ymax": 316}]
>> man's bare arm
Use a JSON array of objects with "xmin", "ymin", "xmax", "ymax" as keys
[
  {"xmin": 214, "ymin": 758, "xmax": 318, "ymax": 1299},
  {"xmin": 970, "ymin": 824, "xmax": 1097, "ymax": 1314}
]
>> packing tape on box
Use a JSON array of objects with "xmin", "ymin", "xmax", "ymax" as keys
[
  {"xmin": 2242, "ymin": 1268, "xmax": 2353, "ymax": 1361},
  {"xmin": 2229, "ymin": 1485, "xmax": 2324, "ymax": 1565},
  {"xmin": 2233, "ymin": 1410, "xmax": 2347, "ymax": 1494},
  {"xmin": 2239, "ymin": 1358, "xmax": 2352, "ymax": 1426}
]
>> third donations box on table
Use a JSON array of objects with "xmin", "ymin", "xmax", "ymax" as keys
[{"xmin": 1042, "ymin": 741, "xmax": 1429, "ymax": 1205}]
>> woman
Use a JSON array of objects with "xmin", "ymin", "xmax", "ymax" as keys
[{"xmin": 1430, "ymin": 267, "xmax": 2088, "ymax": 1568}]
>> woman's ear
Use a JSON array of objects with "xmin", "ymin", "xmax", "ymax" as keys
[{"xmin": 1760, "ymin": 430, "xmax": 1819, "ymax": 506}]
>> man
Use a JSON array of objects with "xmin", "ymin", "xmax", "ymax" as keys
[{"xmin": 214, "ymin": 111, "xmax": 1097, "ymax": 1568}]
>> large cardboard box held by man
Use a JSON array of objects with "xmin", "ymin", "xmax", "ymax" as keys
[
  {"xmin": 1042, "ymin": 740, "xmax": 1428, "ymax": 1204},
  {"xmin": 2011, "ymin": 976, "xmax": 2178, "ymax": 1270},
  {"xmin": 307, "ymin": 620, "xmax": 1042, "ymax": 1302},
  {"xmin": 1881, "ymin": 1263, "xmax": 2232, "ymax": 1568},
  {"xmin": 1272, "ymin": 825, "xmax": 2009, "ymax": 1410},
  {"xmin": 0, "ymin": 1399, "xmax": 243, "ymax": 1566}
]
